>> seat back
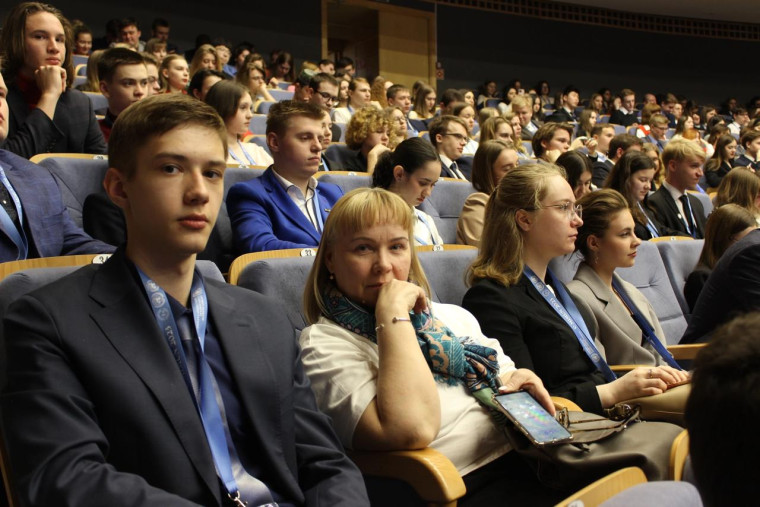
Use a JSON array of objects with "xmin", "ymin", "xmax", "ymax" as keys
[
  {"xmin": 417, "ymin": 247, "xmax": 477, "ymax": 305},
  {"xmin": 656, "ymin": 239, "xmax": 704, "ymax": 316},
  {"xmin": 247, "ymin": 135, "xmax": 271, "ymax": 155},
  {"xmin": 256, "ymin": 101, "xmax": 275, "ymax": 114},
  {"xmin": 82, "ymin": 91, "xmax": 108, "ymax": 111},
  {"xmin": 37, "ymin": 156, "xmax": 109, "ymax": 228},
  {"xmin": 250, "ymin": 114, "xmax": 267, "ymax": 135},
  {"xmin": 686, "ymin": 191, "xmax": 713, "ymax": 219},
  {"xmin": 418, "ymin": 180, "xmax": 475, "ymax": 244},
  {"xmin": 555, "ymin": 467, "xmax": 647, "ymax": 507},
  {"xmin": 269, "ymin": 89, "xmax": 294, "ymax": 101},
  {"xmin": 316, "ymin": 171, "xmax": 371, "ymax": 194},
  {"xmin": 324, "ymin": 144, "xmax": 359, "ymax": 170}
]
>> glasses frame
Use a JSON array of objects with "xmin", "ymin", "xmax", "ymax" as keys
[{"xmin": 524, "ymin": 202, "xmax": 582, "ymax": 220}]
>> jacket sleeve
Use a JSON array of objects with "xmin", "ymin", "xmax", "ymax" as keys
[{"xmin": 1, "ymin": 108, "xmax": 63, "ymax": 159}]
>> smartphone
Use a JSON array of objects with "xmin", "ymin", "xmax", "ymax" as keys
[{"xmin": 494, "ymin": 391, "xmax": 573, "ymax": 446}]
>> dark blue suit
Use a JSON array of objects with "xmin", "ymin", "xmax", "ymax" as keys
[
  {"xmin": 733, "ymin": 154, "xmax": 760, "ymax": 171},
  {"xmin": 226, "ymin": 167, "xmax": 343, "ymax": 253},
  {"xmin": 0, "ymin": 150, "xmax": 113, "ymax": 262}
]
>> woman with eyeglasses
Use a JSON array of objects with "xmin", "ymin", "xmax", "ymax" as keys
[
  {"xmin": 235, "ymin": 62, "xmax": 275, "ymax": 109},
  {"xmin": 463, "ymin": 164, "xmax": 688, "ymax": 415}
]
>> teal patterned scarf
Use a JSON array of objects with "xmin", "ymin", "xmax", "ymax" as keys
[{"xmin": 321, "ymin": 283, "xmax": 506, "ymax": 419}]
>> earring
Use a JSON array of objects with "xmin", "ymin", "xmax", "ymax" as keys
[
  {"xmin": 329, "ymin": 273, "xmax": 334, "ymax": 280},
  {"xmin": 594, "ymin": 251, "xmax": 599, "ymax": 264}
]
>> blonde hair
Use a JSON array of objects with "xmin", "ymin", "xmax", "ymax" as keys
[
  {"xmin": 468, "ymin": 163, "xmax": 566, "ymax": 287},
  {"xmin": 344, "ymin": 107, "xmax": 391, "ymax": 150},
  {"xmin": 662, "ymin": 139, "xmax": 706, "ymax": 170},
  {"xmin": 303, "ymin": 188, "xmax": 431, "ymax": 323}
]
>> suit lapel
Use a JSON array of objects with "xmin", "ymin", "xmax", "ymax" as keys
[
  {"xmin": 262, "ymin": 169, "xmax": 321, "ymax": 242},
  {"xmin": 88, "ymin": 253, "xmax": 220, "ymax": 500},
  {"xmin": 575, "ymin": 265, "xmax": 639, "ymax": 342}
]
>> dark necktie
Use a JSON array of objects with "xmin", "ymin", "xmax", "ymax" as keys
[{"xmin": 679, "ymin": 194, "xmax": 697, "ymax": 238}]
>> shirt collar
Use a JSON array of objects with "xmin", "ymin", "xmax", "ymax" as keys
[
  {"xmin": 439, "ymin": 153, "xmax": 454, "ymax": 168},
  {"xmin": 271, "ymin": 169, "xmax": 318, "ymax": 194},
  {"xmin": 663, "ymin": 180, "xmax": 685, "ymax": 201}
]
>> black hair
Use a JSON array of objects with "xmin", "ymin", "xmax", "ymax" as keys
[
  {"xmin": 371, "ymin": 137, "xmax": 439, "ymax": 189},
  {"xmin": 188, "ymin": 69, "xmax": 226, "ymax": 98}
]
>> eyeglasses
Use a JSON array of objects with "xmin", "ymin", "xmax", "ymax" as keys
[
  {"xmin": 317, "ymin": 91, "xmax": 339, "ymax": 104},
  {"xmin": 442, "ymin": 132, "xmax": 468, "ymax": 142},
  {"xmin": 525, "ymin": 202, "xmax": 582, "ymax": 220}
]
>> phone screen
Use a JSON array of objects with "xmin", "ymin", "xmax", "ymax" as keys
[{"xmin": 495, "ymin": 391, "xmax": 572, "ymax": 446}]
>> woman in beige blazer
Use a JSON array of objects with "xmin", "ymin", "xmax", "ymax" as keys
[{"xmin": 456, "ymin": 140, "xmax": 518, "ymax": 246}]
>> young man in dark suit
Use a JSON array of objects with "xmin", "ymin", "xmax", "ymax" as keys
[
  {"xmin": 546, "ymin": 85, "xmax": 580, "ymax": 123},
  {"xmin": 609, "ymin": 89, "xmax": 638, "ymax": 127},
  {"xmin": 1, "ymin": 93, "xmax": 369, "ymax": 506},
  {"xmin": 591, "ymin": 133, "xmax": 642, "ymax": 188},
  {"xmin": 734, "ymin": 130, "xmax": 760, "ymax": 171},
  {"xmin": 646, "ymin": 139, "xmax": 706, "ymax": 239}
]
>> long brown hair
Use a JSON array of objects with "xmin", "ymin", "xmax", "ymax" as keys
[
  {"xmin": 697, "ymin": 204, "xmax": 756, "ymax": 270},
  {"xmin": 714, "ymin": 167, "xmax": 760, "ymax": 215}
]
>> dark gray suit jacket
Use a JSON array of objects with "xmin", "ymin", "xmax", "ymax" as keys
[
  {"xmin": 646, "ymin": 186, "xmax": 705, "ymax": 239},
  {"xmin": 0, "ymin": 250, "xmax": 368, "ymax": 506}
]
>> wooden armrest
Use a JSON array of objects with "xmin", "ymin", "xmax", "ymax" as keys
[
  {"xmin": 348, "ymin": 447, "xmax": 465, "ymax": 505},
  {"xmin": 610, "ymin": 364, "xmax": 643, "ymax": 374},
  {"xmin": 551, "ymin": 396, "xmax": 582, "ymax": 412},
  {"xmin": 669, "ymin": 429, "xmax": 690, "ymax": 481},
  {"xmin": 667, "ymin": 344, "xmax": 706, "ymax": 361}
]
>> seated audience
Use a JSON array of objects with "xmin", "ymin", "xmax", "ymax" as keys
[
  {"xmin": 150, "ymin": 17, "xmax": 176, "ymax": 54},
  {"xmin": 641, "ymin": 142, "xmax": 665, "ymax": 189},
  {"xmin": 383, "ymin": 106, "xmax": 407, "ymax": 149},
  {"xmin": 72, "ymin": 22, "xmax": 92, "ymax": 56},
  {"xmin": 188, "ymin": 43, "xmax": 220, "ymax": 78},
  {"xmin": 727, "ymin": 107, "xmax": 750, "ymax": 136},
  {"xmin": 204, "ymin": 81, "xmax": 273, "ymax": 167},
  {"xmin": 555, "ymin": 150, "xmax": 592, "ymax": 200},
  {"xmin": 267, "ymin": 51, "xmax": 295, "ymax": 86},
  {"xmin": 333, "ymin": 77, "xmax": 372, "ymax": 123},
  {"xmin": 567, "ymin": 189, "xmax": 688, "ymax": 375},
  {"xmin": 386, "ymin": 84, "xmax": 417, "ymax": 135},
  {"xmin": 0, "ymin": 93, "xmax": 368, "ymax": 506},
  {"xmin": 592, "ymin": 133, "xmax": 642, "ymax": 187},
  {"xmin": 225, "ymin": 43, "xmax": 250, "ymax": 77},
  {"xmin": 635, "ymin": 103, "xmax": 661, "ymax": 138},
  {"xmin": 371, "ymin": 137, "xmax": 444, "ymax": 246},
  {"xmin": 299, "ymin": 187, "xmax": 565, "ymax": 505},
  {"xmin": 589, "ymin": 93, "xmax": 604, "ymax": 112},
  {"xmin": 317, "ymin": 58, "xmax": 334, "ymax": 75},
  {"xmin": 227, "ymin": 101, "xmax": 343, "ymax": 253},
  {"xmin": 610, "ymin": 89, "xmax": 638, "ymax": 127},
  {"xmin": 683, "ymin": 204, "xmax": 756, "ymax": 312},
  {"xmin": 119, "ymin": 17, "xmax": 144, "ymax": 51},
  {"xmin": 0, "ymin": 3, "xmax": 106, "ymax": 157},
  {"xmin": 478, "ymin": 116, "xmax": 513, "ymax": 144},
  {"xmin": 704, "ymin": 134, "xmax": 737, "ymax": 189},
  {"xmin": 713, "ymin": 166, "xmax": 760, "ymax": 223},
  {"xmin": 141, "ymin": 53, "xmax": 162, "ymax": 96},
  {"xmin": 669, "ymin": 115, "xmax": 695, "ymax": 142},
  {"xmin": 318, "ymin": 109, "xmax": 341, "ymax": 171},
  {"xmin": 531, "ymin": 122, "xmax": 572, "ymax": 163},
  {"xmin": 576, "ymin": 109, "xmax": 597, "ymax": 139},
  {"xmin": 585, "ymin": 124, "xmax": 616, "ymax": 169},
  {"xmin": 457, "ymin": 140, "xmax": 518, "ymax": 246},
  {"xmin": 476, "ymin": 80, "xmax": 497, "ymax": 108},
  {"xmin": 145, "ymin": 38, "xmax": 167, "ymax": 62},
  {"xmin": 408, "ymin": 83, "xmax": 436, "ymax": 120},
  {"xmin": 734, "ymin": 130, "xmax": 760, "ymax": 170},
  {"xmin": 305, "ymin": 72, "xmax": 339, "ymax": 112},
  {"xmin": 438, "ymin": 88, "xmax": 464, "ymax": 116},
  {"xmin": 342, "ymin": 106, "xmax": 391, "ymax": 173},
  {"xmin": 452, "ymin": 102, "xmax": 479, "ymax": 155},
  {"xmin": 463, "ymin": 164, "xmax": 687, "ymax": 414},
  {"xmin": 429, "ymin": 115, "xmax": 470, "ymax": 180},
  {"xmin": 546, "ymin": 86, "xmax": 580, "ymax": 123},
  {"xmin": 96, "ymin": 48, "xmax": 149, "ymax": 142},
  {"xmin": 235, "ymin": 62, "xmax": 275, "ymax": 105},
  {"xmin": 159, "ymin": 54, "xmax": 189, "ymax": 93},
  {"xmin": 188, "ymin": 68, "xmax": 225, "ymax": 101},
  {"xmin": 685, "ymin": 313, "xmax": 760, "ymax": 507}
]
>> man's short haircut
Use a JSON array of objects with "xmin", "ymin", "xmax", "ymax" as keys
[
  {"xmin": 109, "ymin": 94, "xmax": 227, "ymax": 179},
  {"xmin": 336, "ymin": 56, "xmax": 354, "ymax": 70},
  {"xmin": 428, "ymin": 115, "xmax": 469, "ymax": 148},
  {"xmin": 120, "ymin": 17, "xmax": 139, "ymax": 30},
  {"xmin": 662, "ymin": 139, "xmax": 706, "ymax": 168},
  {"xmin": 532, "ymin": 122, "xmax": 573, "ymax": 158},
  {"xmin": 308, "ymin": 72, "xmax": 338, "ymax": 91},
  {"xmin": 562, "ymin": 85, "xmax": 579, "ymax": 97},
  {"xmin": 141, "ymin": 52, "xmax": 159, "ymax": 67},
  {"xmin": 664, "ymin": 93, "xmax": 677, "ymax": 105},
  {"xmin": 649, "ymin": 113, "xmax": 669, "ymax": 128},
  {"xmin": 97, "ymin": 47, "xmax": 145, "ymax": 82},
  {"xmin": 318, "ymin": 58, "xmax": 334, "ymax": 67},
  {"xmin": 386, "ymin": 83, "xmax": 409, "ymax": 101},
  {"xmin": 591, "ymin": 124, "xmax": 615, "ymax": 137},
  {"xmin": 740, "ymin": 129, "xmax": 760, "ymax": 150},
  {"xmin": 608, "ymin": 133, "xmax": 643, "ymax": 157},
  {"xmin": 619, "ymin": 88, "xmax": 635, "ymax": 98},
  {"xmin": 440, "ymin": 89, "xmax": 464, "ymax": 107},
  {"xmin": 266, "ymin": 100, "xmax": 325, "ymax": 137},
  {"xmin": 510, "ymin": 94, "xmax": 532, "ymax": 110},
  {"xmin": 733, "ymin": 107, "xmax": 748, "ymax": 118},
  {"xmin": 188, "ymin": 69, "xmax": 226, "ymax": 98},
  {"xmin": 144, "ymin": 38, "xmax": 166, "ymax": 55},
  {"xmin": 685, "ymin": 312, "xmax": 760, "ymax": 507},
  {"xmin": 151, "ymin": 17, "xmax": 169, "ymax": 31}
]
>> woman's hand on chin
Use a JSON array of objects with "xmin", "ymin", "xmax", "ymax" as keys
[
  {"xmin": 375, "ymin": 280, "xmax": 427, "ymax": 319},
  {"xmin": 498, "ymin": 369, "xmax": 556, "ymax": 416}
]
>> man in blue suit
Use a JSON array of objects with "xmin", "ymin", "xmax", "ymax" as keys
[
  {"xmin": 227, "ymin": 101, "xmax": 343, "ymax": 253},
  {"xmin": 0, "ymin": 70, "xmax": 113, "ymax": 263}
]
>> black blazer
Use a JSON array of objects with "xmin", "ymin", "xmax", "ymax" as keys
[
  {"xmin": 591, "ymin": 159, "xmax": 614, "ymax": 188},
  {"xmin": 546, "ymin": 108, "xmax": 576, "ymax": 123},
  {"xmin": 704, "ymin": 160, "xmax": 732, "ymax": 189},
  {"xmin": 0, "ymin": 250, "xmax": 368, "ymax": 506},
  {"xmin": 634, "ymin": 203, "xmax": 682, "ymax": 241},
  {"xmin": 609, "ymin": 110, "xmax": 637, "ymax": 127},
  {"xmin": 463, "ymin": 276, "xmax": 606, "ymax": 414},
  {"xmin": 733, "ymin": 154, "xmax": 760, "ymax": 171},
  {"xmin": 646, "ymin": 187, "xmax": 706, "ymax": 239}
]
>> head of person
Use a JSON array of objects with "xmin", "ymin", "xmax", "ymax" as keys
[
  {"xmin": 649, "ymin": 113, "xmax": 670, "ymax": 140},
  {"xmin": 412, "ymin": 84, "xmax": 437, "ymax": 118},
  {"xmin": 307, "ymin": 72, "xmax": 339, "ymax": 111},
  {"xmin": 662, "ymin": 139, "xmax": 706, "ymax": 191},
  {"xmin": 345, "ymin": 106, "xmax": 390, "ymax": 155},
  {"xmin": 439, "ymin": 88, "xmax": 464, "ymax": 115},
  {"xmin": 188, "ymin": 44, "xmax": 219, "ymax": 78},
  {"xmin": 386, "ymin": 84, "xmax": 411, "ymax": 115},
  {"xmin": 589, "ymin": 93, "xmax": 604, "ymax": 112},
  {"xmin": 536, "ymin": 80, "xmax": 550, "ymax": 97},
  {"xmin": 462, "ymin": 89, "xmax": 475, "ymax": 107},
  {"xmin": 504, "ymin": 112, "xmax": 523, "ymax": 140},
  {"xmin": 145, "ymin": 38, "xmax": 167, "ymax": 62},
  {"xmin": 531, "ymin": 123, "xmax": 572, "ymax": 160},
  {"xmin": 469, "ymin": 163, "xmax": 580, "ymax": 287},
  {"xmin": 712, "ymin": 134, "xmax": 738, "ymax": 165},
  {"xmin": 97, "ymin": 47, "xmax": 149, "ymax": 117},
  {"xmin": 640, "ymin": 142, "xmax": 663, "ymax": 175},
  {"xmin": 231, "ymin": 43, "xmax": 252, "ymax": 70},
  {"xmin": 561, "ymin": 85, "xmax": 580, "ymax": 110},
  {"xmin": 367, "ymin": 75, "xmax": 388, "ymax": 108},
  {"xmin": 151, "ymin": 18, "xmax": 170, "ymax": 42},
  {"xmin": 740, "ymin": 129, "xmax": 760, "ymax": 158},
  {"xmin": 608, "ymin": 133, "xmax": 643, "ymax": 162},
  {"xmin": 160, "ymin": 54, "xmax": 189, "ymax": 92},
  {"xmin": 478, "ymin": 116, "xmax": 514, "ymax": 144},
  {"xmin": 383, "ymin": 106, "xmax": 406, "ymax": 149},
  {"xmin": 236, "ymin": 62, "xmax": 266, "ymax": 96},
  {"xmin": 213, "ymin": 42, "xmax": 231, "ymax": 67},
  {"xmin": 371, "ymin": 137, "xmax": 440, "ymax": 208},
  {"xmin": 672, "ymin": 102, "xmax": 683, "ymax": 119},
  {"xmin": 698, "ymin": 204, "xmax": 757, "ymax": 272},
  {"xmin": 320, "ymin": 110, "xmax": 333, "ymax": 150},
  {"xmin": 478, "ymin": 107, "xmax": 498, "ymax": 127},
  {"xmin": 269, "ymin": 51, "xmax": 294, "ymax": 81},
  {"xmin": 606, "ymin": 151, "xmax": 656, "ymax": 214},
  {"xmin": 429, "ymin": 115, "xmax": 469, "ymax": 161},
  {"xmin": 451, "ymin": 102, "xmax": 476, "ymax": 137},
  {"xmin": 265, "ymin": 100, "xmax": 325, "ymax": 176},
  {"xmin": 502, "ymin": 87, "xmax": 517, "ymax": 104},
  {"xmin": 0, "ymin": 1, "xmax": 75, "ymax": 87},
  {"xmin": 204, "ymin": 80, "xmax": 253, "ymax": 141},
  {"xmin": 347, "ymin": 77, "xmax": 371, "ymax": 108},
  {"xmin": 643, "ymin": 93, "xmax": 657, "ymax": 105},
  {"xmin": 104, "ymin": 94, "xmax": 227, "ymax": 257},
  {"xmin": 471, "ymin": 140, "xmax": 518, "ymax": 195},
  {"xmin": 336, "ymin": 56, "xmax": 355, "ymax": 77},
  {"xmin": 556, "ymin": 150, "xmax": 593, "ymax": 200},
  {"xmin": 685, "ymin": 312, "xmax": 760, "ymax": 507},
  {"xmin": 337, "ymin": 78, "xmax": 350, "ymax": 105},
  {"xmin": 119, "ymin": 17, "xmax": 141, "ymax": 50},
  {"xmin": 675, "ymin": 115, "xmax": 695, "ymax": 135},
  {"xmin": 574, "ymin": 189, "xmax": 640, "ymax": 270},
  {"xmin": 72, "ymin": 22, "xmax": 92, "ymax": 56},
  {"xmin": 141, "ymin": 52, "xmax": 161, "ymax": 96},
  {"xmin": 318, "ymin": 58, "xmax": 334, "ymax": 75},
  {"xmin": 591, "ymin": 124, "xmax": 616, "ymax": 155},
  {"xmin": 303, "ymin": 187, "xmax": 431, "ymax": 323},
  {"xmin": 480, "ymin": 80, "xmax": 497, "ymax": 97},
  {"xmin": 714, "ymin": 167, "xmax": 760, "ymax": 213},
  {"xmin": 511, "ymin": 95, "xmax": 533, "ymax": 128},
  {"xmin": 619, "ymin": 88, "xmax": 636, "ymax": 111},
  {"xmin": 733, "ymin": 107, "xmax": 750, "ymax": 126},
  {"xmin": 641, "ymin": 103, "xmax": 662, "ymax": 126},
  {"xmin": 188, "ymin": 69, "xmax": 225, "ymax": 101},
  {"xmin": 578, "ymin": 108, "xmax": 598, "ymax": 134}
]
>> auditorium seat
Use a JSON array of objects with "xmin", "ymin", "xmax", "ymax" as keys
[
  {"xmin": 686, "ymin": 191, "xmax": 713, "ymax": 218},
  {"xmin": 83, "ymin": 91, "xmax": 108, "ymax": 112},
  {"xmin": 269, "ymin": 89, "xmax": 294, "ymax": 101},
  {"xmin": 611, "ymin": 124, "xmax": 626, "ymax": 135},
  {"xmin": 250, "ymin": 114, "xmax": 267, "ymax": 135},
  {"xmin": 655, "ymin": 239, "xmax": 703, "ymax": 317},
  {"xmin": 315, "ymin": 171, "xmax": 371, "ymax": 193},
  {"xmin": 247, "ymin": 135, "xmax": 271, "ymax": 155},
  {"xmin": 333, "ymin": 122, "xmax": 347, "ymax": 142},
  {"xmin": 419, "ymin": 179, "xmax": 476, "ymax": 244},
  {"xmin": 522, "ymin": 141, "xmax": 534, "ymax": 157},
  {"xmin": 275, "ymin": 81, "xmax": 291, "ymax": 90},
  {"xmin": 416, "ymin": 246, "xmax": 477, "ymax": 305},
  {"xmin": 409, "ymin": 119, "xmax": 428, "ymax": 133},
  {"xmin": 256, "ymin": 101, "xmax": 275, "ymax": 114},
  {"xmin": 598, "ymin": 115, "xmax": 610, "ymax": 124}
]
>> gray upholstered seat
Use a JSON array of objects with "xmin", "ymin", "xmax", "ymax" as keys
[
  {"xmin": 418, "ymin": 180, "xmax": 475, "ymax": 244},
  {"xmin": 656, "ymin": 239, "xmax": 704, "ymax": 317},
  {"xmin": 316, "ymin": 172, "xmax": 371, "ymax": 194},
  {"xmin": 38, "ymin": 157, "xmax": 109, "ymax": 228},
  {"xmin": 688, "ymin": 191, "xmax": 713, "ymax": 219},
  {"xmin": 216, "ymin": 168, "xmax": 265, "ymax": 272},
  {"xmin": 417, "ymin": 248, "xmax": 478, "ymax": 306}
]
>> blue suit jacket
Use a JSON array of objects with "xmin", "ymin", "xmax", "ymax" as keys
[
  {"xmin": 226, "ymin": 167, "xmax": 343, "ymax": 253},
  {"xmin": 0, "ymin": 150, "xmax": 114, "ymax": 262}
]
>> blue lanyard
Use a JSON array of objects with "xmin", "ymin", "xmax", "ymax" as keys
[
  {"xmin": 229, "ymin": 140, "xmax": 258, "ymax": 168},
  {"xmin": 0, "ymin": 165, "xmax": 28, "ymax": 260},
  {"xmin": 611, "ymin": 277, "xmax": 682, "ymax": 370},
  {"xmin": 638, "ymin": 202, "xmax": 659, "ymax": 238},
  {"xmin": 307, "ymin": 186, "xmax": 325, "ymax": 234},
  {"xmin": 524, "ymin": 266, "xmax": 617, "ymax": 382},
  {"xmin": 414, "ymin": 209, "xmax": 440, "ymax": 246},
  {"xmin": 680, "ymin": 195, "xmax": 698, "ymax": 238},
  {"xmin": 137, "ymin": 268, "xmax": 241, "ymax": 501}
]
